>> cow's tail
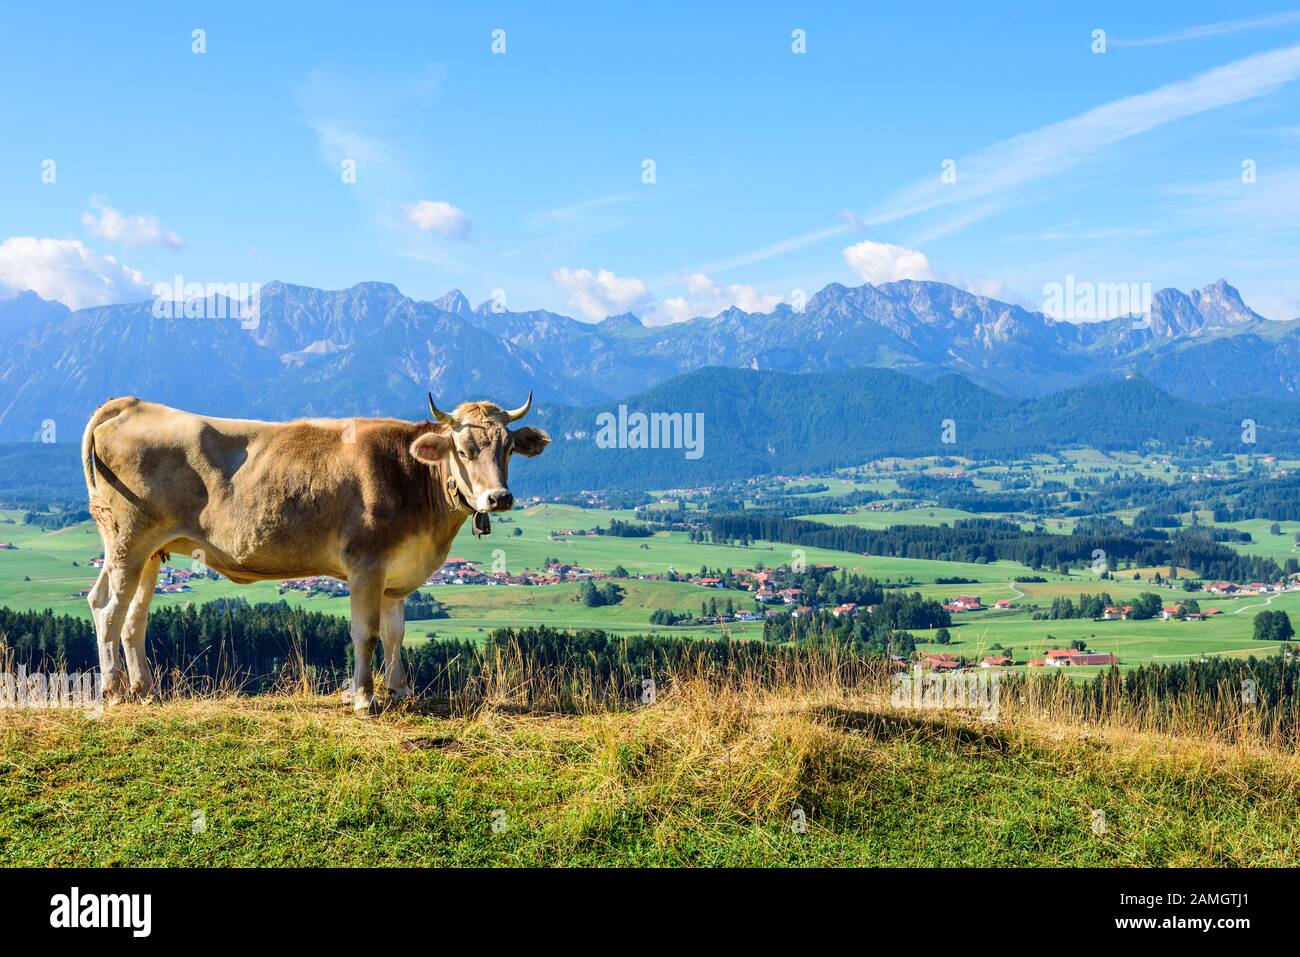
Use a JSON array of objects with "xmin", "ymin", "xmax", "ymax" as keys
[{"xmin": 82, "ymin": 397, "xmax": 133, "ymax": 497}]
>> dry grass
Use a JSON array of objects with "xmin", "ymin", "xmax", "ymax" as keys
[{"xmin": 4, "ymin": 657, "xmax": 1300, "ymax": 866}]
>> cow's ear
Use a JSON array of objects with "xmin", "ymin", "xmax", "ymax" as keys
[
  {"xmin": 410, "ymin": 430, "xmax": 452, "ymax": 464},
  {"xmin": 512, "ymin": 426, "xmax": 550, "ymax": 458}
]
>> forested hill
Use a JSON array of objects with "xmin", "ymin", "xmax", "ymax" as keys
[
  {"xmin": 522, "ymin": 367, "xmax": 1300, "ymax": 493},
  {"xmin": 6, "ymin": 366, "xmax": 1300, "ymax": 499}
]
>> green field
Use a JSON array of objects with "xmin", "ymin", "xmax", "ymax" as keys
[{"xmin": 2, "ymin": 452, "xmax": 1296, "ymax": 671}]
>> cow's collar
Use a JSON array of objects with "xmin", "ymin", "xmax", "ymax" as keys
[{"xmin": 442, "ymin": 460, "xmax": 491, "ymax": 538}]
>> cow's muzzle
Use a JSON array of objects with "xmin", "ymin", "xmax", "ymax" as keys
[{"xmin": 478, "ymin": 488, "xmax": 514, "ymax": 512}]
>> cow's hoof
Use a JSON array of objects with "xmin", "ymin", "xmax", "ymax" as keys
[
  {"xmin": 104, "ymin": 692, "xmax": 127, "ymax": 707},
  {"xmin": 353, "ymin": 697, "xmax": 381, "ymax": 717},
  {"xmin": 387, "ymin": 686, "xmax": 413, "ymax": 704}
]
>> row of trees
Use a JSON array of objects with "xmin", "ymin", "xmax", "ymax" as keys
[{"xmin": 708, "ymin": 512, "xmax": 1284, "ymax": 582}]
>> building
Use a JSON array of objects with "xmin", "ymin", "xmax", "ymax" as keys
[
  {"xmin": 981, "ymin": 656, "xmax": 1013, "ymax": 668},
  {"xmin": 922, "ymin": 652, "xmax": 962, "ymax": 672},
  {"xmin": 1042, "ymin": 648, "xmax": 1119, "ymax": 667}
]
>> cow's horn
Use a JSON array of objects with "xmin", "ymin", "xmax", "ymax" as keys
[
  {"xmin": 503, "ymin": 391, "xmax": 533, "ymax": 423},
  {"xmin": 427, "ymin": 393, "xmax": 455, "ymax": 426}
]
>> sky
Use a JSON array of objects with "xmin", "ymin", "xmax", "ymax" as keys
[{"xmin": 3, "ymin": 2, "xmax": 1300, "ymax": 322}]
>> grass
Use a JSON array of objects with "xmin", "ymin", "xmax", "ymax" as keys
[
  {"xmin": 4, "ymin": 675, "xmax": 1299, "ymax": 866},
  {"xmin": 915, "ymin": 590, "xmax": 1300, "ymax": 670}
]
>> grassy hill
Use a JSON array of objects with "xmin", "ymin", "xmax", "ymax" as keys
[{"xmin": 3, "ymin": 680, "xmax": 1298, "ymax": 867}]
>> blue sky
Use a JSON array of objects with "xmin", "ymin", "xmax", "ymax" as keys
[{"xmin": 3, "ymin": 1, "xmax": 1300, "ymax": 321}]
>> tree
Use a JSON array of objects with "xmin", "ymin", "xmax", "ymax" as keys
[
  {"xmin": 1254, "ymin": 610, "xmax": 1296, "ymax": 643},
  {"xmin": 934, "ymin": 628, "xmax": 951, "ymax": 645}
]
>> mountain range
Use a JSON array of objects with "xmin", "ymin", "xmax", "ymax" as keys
[{"xmin": 0, "ymin": 276, "xmax": 1296, "ymax": 442}]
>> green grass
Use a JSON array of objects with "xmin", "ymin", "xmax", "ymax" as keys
[
  {"xmin": 3, "ymin": 688, "xmax": 1297, "ymax": 866},
  {"xmin": 914, "ymin": 590, "xmax": 1300, "ymax": 669}
]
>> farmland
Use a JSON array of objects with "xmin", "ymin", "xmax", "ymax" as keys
[{"xmin": 2, "ymin": 443, "xmax": 1298, "ymax": 673}]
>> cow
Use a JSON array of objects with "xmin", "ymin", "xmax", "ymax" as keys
[{"xmin": 80, "ymin": 393, "xmax": 549, "ymax": 713}]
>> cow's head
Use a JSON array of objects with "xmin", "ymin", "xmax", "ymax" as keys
[{"xmin": 410, "ymin": 392, "xmax": 549, "ymax": 512}]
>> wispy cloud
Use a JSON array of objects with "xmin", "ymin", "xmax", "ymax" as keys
[
  {"xmin": 863, "ymin": 42, "xmax": 1300, "ymax": 229},
  {"xmin": 688, "ymin": 42, "xmax": 1300, "ymax": 279},
  {"xmin": 689, "ymin": 223, "xmax": 850, "ymax": 275},
  {"xmin": 1113, "ymin": 11, "xmax": 1300, "ymax": 48},
  {"xmin": 528, "ymin": 193, "xmax": 637, "ymax": 229}
]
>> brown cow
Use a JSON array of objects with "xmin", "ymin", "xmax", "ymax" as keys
[{"xmin": 81, "ymin": 394, "xmax": 549, "ymax": 712}]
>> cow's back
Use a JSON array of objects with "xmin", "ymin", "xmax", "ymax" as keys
[{"xmin": 88, "ymin": 400, "xmax": 422, "ymax": 575}]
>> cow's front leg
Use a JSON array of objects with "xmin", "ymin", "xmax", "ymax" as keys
[
  {"xmin": 348, "ymin": 574, "xmax": 385, "ymax": 715},
  {"xmin": 380, "ymin": 596, "xmax": 411, "ymax": 702}
]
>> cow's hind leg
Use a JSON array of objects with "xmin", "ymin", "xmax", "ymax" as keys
[
  {"xmin": 349, "ymin": 573, "xmax": 385, "ymax": 715},
  {"xmin": 380, "ymin": 596, "xmax": 411, "ymax": 702},
  {"xmin": 87, "ymin": 546, "xmax": 152, "ymax": 706},
  {"xmin": 120, "ymin": 550, "xmax": 164, "ymax": 701}
]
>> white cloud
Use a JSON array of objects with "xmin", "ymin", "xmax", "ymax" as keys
[
  {"xmin": 842, "ymin": 240, "xmax": 937, "ymax": 284},
  {"xmin": 406, "ymin": 200, "xmax": 474, "ymax": 240},
  {"xmin": 552, "ymin": 267, "xmax": 653, "ymax": 321},
  {"xmin": 80, "ymin": 196, "xmax": 184, "ymax": 249},
  {"xmin": 841, "ymin": 239, "xmax": 1007, "ymax": 299},
  {"xmin": 0, "ymin": 237, "xmax": 151, "ymax": 309},
  {"xmin": 659, "ymin": 273, "xmax": 784, "ymax": 324}
]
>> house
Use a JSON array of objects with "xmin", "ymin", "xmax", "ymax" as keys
[
  {"xmin": 1102, "ymin": 606, "xmax": 1122, "ymax": 621},
  {"xmin": 831, "ymin": 603, "xmax": 858, "ymax": 618},
  {"xmin": 790, "ymin": 605, "xmax": 814, "ymax": 618},
  {"xmin": 993, "ymin": 599, "xmax": 1012, "ymax": 610},
  {"xmin": 1185, "ymin": 612, "xmax": 1204, "ymax": 621},
  {"xmin": 778, "ymin": 588, "xmax": 803, "ymax": 604},
  {"xmin": 1043, "ymin": 648, "xmax": 1120, "ymax": 667},
  {"xmin": 1073, "ymin": 652, "xmax": 1119, "ymax": 666},
  {"xmin": 1027, "ymin": 658, "xmax": 1047, "ymax": 667},
  {"xmin": 922, "ymin": 652, "xmax": 962, "ymax": 672},
  {"xmin": 1161, "ymin": 605, "xmax": 1183, "ymax": 621},
  {"xmin": 734, "ymin": 610, "xmax": 761, "ymax": 622},
  {"xmin": 981, "ymin": 656, "xmax": 1013, "ymax": 668},
  {"xmin": 1044, "ymin": 649, "xmax": 1078, "ymax": 666}
]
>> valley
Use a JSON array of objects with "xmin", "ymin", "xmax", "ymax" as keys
[{"xmin": 4, "ymin": 445, "xmax": 1297, "ymax": 676}]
